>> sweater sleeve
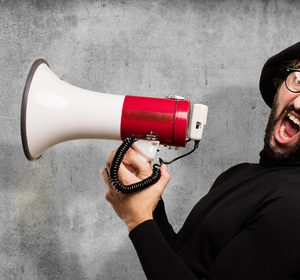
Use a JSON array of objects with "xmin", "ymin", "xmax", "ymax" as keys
[
  {"xmin": 129, "ymin": 220, "xmax": 198, "ymax": 279},
  {"xmin": 152, "ymin": 199, "xmax": 177, "ymax": 246}
]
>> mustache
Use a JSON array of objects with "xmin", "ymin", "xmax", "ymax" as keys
[{"xmin": 286, "ymin": 104, "xmax": 300, "ymax": 115}]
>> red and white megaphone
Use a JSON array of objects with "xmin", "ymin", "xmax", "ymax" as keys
[{"xmin": 21, "ymin": 59, "xmax": 208, "ymax": 193}]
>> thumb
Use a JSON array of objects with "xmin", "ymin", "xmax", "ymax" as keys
[
  {"xmin": 152, "ymin": 164, "xmax": 171, "ymax": 193},
  {"xmin": 123, "ymin": 148, "xmax": 152, "ymax": 175}
]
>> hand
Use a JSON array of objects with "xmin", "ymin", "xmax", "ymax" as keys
[{"xmin": 101, "ymin": 148, "xmax": 171, "ymax": 232}]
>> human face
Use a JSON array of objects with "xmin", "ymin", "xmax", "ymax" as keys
[{"xmin": 264, "ymin": 73, "xmax": 300, "ymax": 161}]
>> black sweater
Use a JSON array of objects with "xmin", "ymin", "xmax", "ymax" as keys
[{"xmin": 129, "ymin": 156, "xmax": 300, "ymax": 279}]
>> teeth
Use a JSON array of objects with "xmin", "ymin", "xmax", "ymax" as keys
[
  {"xmin": 287, "ymin": 113, "xmax": 300, "ymax": 126},
  {"xmin": 279, "ymin": 124, "xmax": 289, "ymax": 140}
]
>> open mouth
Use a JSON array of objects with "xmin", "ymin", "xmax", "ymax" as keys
[{"xmin": 275, "ymin": 111, "xmax": 300, "ymax": 145}]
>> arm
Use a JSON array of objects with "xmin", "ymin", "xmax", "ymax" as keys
[
  {"xmin": 129, "ymin": 220, "xmax": 198, "ymax": 279},
  {"xmin": 153, "ymin": 199, "xmax": 177, "ymax": 246},
  {"xmin": 102, "ymin": 148, "xmax": 199, "ymax": 279}
]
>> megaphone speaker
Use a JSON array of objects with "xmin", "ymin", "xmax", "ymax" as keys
[{"xmin": 21, "ymin": 59, "xmax": 199, "ymax": 161}]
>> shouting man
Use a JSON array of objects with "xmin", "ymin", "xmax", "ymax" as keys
[{"xmin": 102, "ymin": 42, "xmax": 300, "ymax": 279}]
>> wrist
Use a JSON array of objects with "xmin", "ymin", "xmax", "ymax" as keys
[{"xmin": 126, "ymin": 216, "xmax": 153, "ymax": 232}]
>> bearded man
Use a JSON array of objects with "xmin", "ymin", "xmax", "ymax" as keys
[{"xmin": 102, "ymin": 42, "xmax": 300, "ymax": 279}]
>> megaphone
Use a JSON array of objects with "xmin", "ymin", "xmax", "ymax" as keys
[{"xmin": 21, "ymin": 59, "xmax": 208, "ymax": 193}]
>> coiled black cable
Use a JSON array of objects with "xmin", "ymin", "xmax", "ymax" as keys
[
  {"xmin": 109, "ymin": 135, "xmax": 200, "ymax": 194},
  {"xmin": 109, "ymin": 135, "xmax": 161, "ymax": 194}
]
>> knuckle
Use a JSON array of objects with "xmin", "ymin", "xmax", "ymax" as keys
[
  {"xmin": 118, "ymin": 174, "xmax": 130, "ymax": 185},
  {"xmin": 105, "ymin": 191, "xmax": 112, "ymax": 202},
  {"xmin": 163, "ymin": 172, "xmax": 171, "ymax": 181},
  {"xmin": 105, "ymin": 161, "xmax": 111, "ymax": 169},
  {"xmin": 123, "ymin": 148, "xmax": 135, "ymax": 162},
  {"xmin": 127, "ymin": 147, "xmax": 136, "ymax": 156},
  {"xmin": 107, "ymin": 150, "xmax": 116, "ymax": 164}
]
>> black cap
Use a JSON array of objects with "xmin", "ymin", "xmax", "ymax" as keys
[{"xmin": 259, "ymin": 42, "xmax": 300, "ymax": 108}]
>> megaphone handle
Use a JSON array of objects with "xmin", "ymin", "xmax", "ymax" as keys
[{"xmin": 109, "ymin": 135, "xmax": 161, "ymax": 194}]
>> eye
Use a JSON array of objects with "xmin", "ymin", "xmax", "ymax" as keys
[{"xmin": 286, "ymin": 70, "xmax": 300, "ymax": 92}]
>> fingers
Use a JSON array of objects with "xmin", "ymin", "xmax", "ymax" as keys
[
  {"xmin": 104, "ymin": 150, "xmax": 141, "ymax": 186},
  {"xmin": 102, "ymin": 146, "xmax": 171, "ymax": 200},
  {"xmin": 105, "ymin": 148, "xmax": 152, "ymax": 180},
  {"xmin": 102, "ymin": 162, "xmax": 171, "ymax": 190},
  {"xmin": 118, "ymin": 162, "xmax": 140, "ymax": 185},
  {"xmin": 151, "ymin": 164, "xmax": 171, "ymax": 193},
  {"xmin": 101, "ymin": 168, "xmax": 111, "ymax": 189},
  {"xmin": 122, "ymin": 148, "xmax": 152, "ymax": 177},
  {"xmin": 160, "ymin": 164, "xmax": 171, "ymax": 183},
  {"xmin": 101, "ymin": 168, "xmax": 121, "ymax": 204},
  {"xmin": 105, "ymin": 150, "xmax": 116, "ymax": 169},
  {"xmin": 102, "ymin": 163, "xmax": 138, "ymax": 192},
  {"xmin": 101, "ymin": 162, "xmax": 138, "ymax": 193}
]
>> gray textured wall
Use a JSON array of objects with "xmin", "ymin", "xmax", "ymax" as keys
[{"xmin": 1, "ymin": 0, "xmax": 299, "ymax": 279}]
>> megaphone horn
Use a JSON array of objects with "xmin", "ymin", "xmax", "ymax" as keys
[{"xmin": 21, "ymin": 59, "xmax": 207, "ymax": 161}]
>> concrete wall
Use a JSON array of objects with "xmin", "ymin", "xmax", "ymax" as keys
[{"xmin": 1, "ymin": 0, "xmax": 299, "ymax": 279}]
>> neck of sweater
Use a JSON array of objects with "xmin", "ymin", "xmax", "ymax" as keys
[{"xmin": 259, "ymin": 149, "xmax": 300, "ymax": 168}]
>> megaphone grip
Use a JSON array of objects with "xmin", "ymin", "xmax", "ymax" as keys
[{"xmin": 109, "ymin": 135, "xmax": 161, "ymax": 194}]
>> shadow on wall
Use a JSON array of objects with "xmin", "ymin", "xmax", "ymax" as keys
[
  {"xmin": 96, "ymin": 243, "xmax": 147, "ymax": 280},
  {"xmin": 7, "ymin": 147, "xmax": 88, "ymax": 279}
]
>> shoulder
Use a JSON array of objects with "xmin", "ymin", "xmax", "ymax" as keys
[{"xmin": 210, "ymin": 163, "xmax": 256, "ymax": 191}]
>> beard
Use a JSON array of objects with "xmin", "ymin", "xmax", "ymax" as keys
[{"xmin": 263, "ymin": 103, "xmax": 300, "ymax": 163}]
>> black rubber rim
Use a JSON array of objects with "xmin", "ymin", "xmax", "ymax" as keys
[{"xmin": 21, "ymin": 59, "xmax": 49, "ymax": 160}]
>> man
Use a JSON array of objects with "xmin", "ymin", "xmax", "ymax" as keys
[{"xmin": 102, "ymin": 42, "xmax": 300, "ymax": 279}]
